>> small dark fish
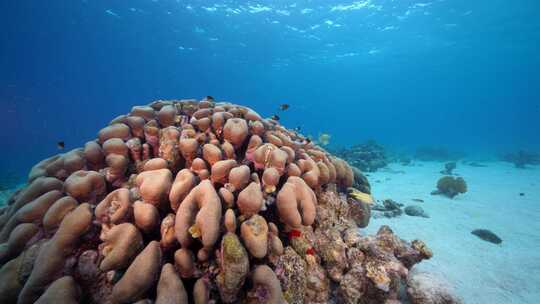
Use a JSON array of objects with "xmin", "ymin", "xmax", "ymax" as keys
[
  {"xmin": 468, "ymin": 162, "xmax": 487, "ymax": 168},
  {"xmin": 270, "ymin": 114, "xmax": 280, "ymax": 121},
  {"xmin": 471, "ymin": 229, "xmax": 502, "ymax": 244},
  {"xmin": 412, "ymin": 198, "xmax": 424, "ymax": 203},
  {"xmin": 279, "ymin": 104, "xmax": 289, "ymax": 111},
  {"xmin": 205, "ymin": 95, "xmax": 214, "ymax": 100},
  {"xmin": 519, "ymin": 193, "xmax": 525, "ymax": 196},
  {"xmin": 57, "ymin": 141, "xmax": 65, "ymax": 150}
]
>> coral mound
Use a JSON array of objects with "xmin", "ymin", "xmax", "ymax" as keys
[{"xmin": 0, "ymin": 98, "xmax": 432, "ymax": 303}]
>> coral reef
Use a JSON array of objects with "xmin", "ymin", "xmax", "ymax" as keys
[
  {"xmin": 432, "ymin": 176, "xmax": 467, "ymax": 198},
  {"xmin": 336, "ymin": 140, "xmax": 388, "ymax": 172},
  {"xmin": 0, "ymin": 98, "xmax": 434, "ymax": 303},
  {"xmin": 502, "ymin": 150, "xmax": 540, "ymax": 168}
]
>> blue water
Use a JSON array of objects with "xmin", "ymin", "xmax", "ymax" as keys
[{"xmin": 1, "ymin": 0, "xmax": 539, "ymax": 182}]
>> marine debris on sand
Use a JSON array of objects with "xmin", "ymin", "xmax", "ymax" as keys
[
  {"xmin": 336, "ymin": 139, "xmax": 388, "ymax": 172},
  {"xmin": 0, "ymin": 98, "xmax": 437, "ymax": 303}
]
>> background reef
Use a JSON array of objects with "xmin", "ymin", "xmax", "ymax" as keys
[{"xmin": 335, "ymin": 140, "xmax": 388, "ymax": 172}]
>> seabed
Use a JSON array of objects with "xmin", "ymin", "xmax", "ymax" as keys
[{"xmin": 365, "ymin": 161, "xmax": 540, "ymax": 304}]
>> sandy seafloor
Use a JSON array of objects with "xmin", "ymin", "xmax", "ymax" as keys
[{"xmin": 364, "ymin": 161, "xmax": 540, "ymax": 304}]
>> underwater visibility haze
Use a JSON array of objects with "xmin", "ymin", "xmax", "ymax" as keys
[{"xmin": 0, "ymin": 1, "xmax": 539, "ymax": 304}]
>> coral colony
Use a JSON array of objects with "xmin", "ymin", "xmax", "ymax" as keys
[{"xmin": 0, "ymin": 98, "xmax": 432, "ymax": 303}]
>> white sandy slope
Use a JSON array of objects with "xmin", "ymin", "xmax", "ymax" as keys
[{"xmin": 364, "ymin": 161, "xmax": 540, "ymax": 304}]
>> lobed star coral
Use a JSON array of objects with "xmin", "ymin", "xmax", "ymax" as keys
[{"xmin": 0, "ymin": 98, "xmax": 432, "ymax": 303}]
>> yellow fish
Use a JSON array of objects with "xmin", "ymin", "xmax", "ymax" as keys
[
  {"xmin": 348, "ymin": 188, "xmax": 374, "ymax": 205},
  {"xmin": 318, "ymin": 133, "xmax": 331, "ymax": 146}
]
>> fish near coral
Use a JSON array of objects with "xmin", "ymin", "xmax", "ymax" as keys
[{"xmin": 318, "ymin": 133, "xmax": 331, "ymax": 146}]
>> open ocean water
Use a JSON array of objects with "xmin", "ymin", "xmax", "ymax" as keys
[{"xmin": 1, "ymin": 1, "xmax": 539, "ymax": 303}]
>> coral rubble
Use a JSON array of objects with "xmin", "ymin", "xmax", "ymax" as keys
[
  {"xmin": 0, "ymin": 98, "xmax": 433, "ymax": 303},
  {"xmin": 372, "ymin": 199, "xmax": 404, "ymax": 219}
]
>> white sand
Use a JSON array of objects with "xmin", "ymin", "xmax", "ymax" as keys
[{"xmin": 364, "ymin": 161, "xmax": 540, "ymax": 304}]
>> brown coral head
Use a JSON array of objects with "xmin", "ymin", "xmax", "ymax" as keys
[
  {"xmin": 237, "ymin": 182, "xmax": 263, "ymax": 217},
  {"xmin": 135, "ymin": 168, "xmax": 172, "ymax": 207},
  {"xmin": 95, "ymin": 188, "xmax": 132, "ymax": 226},
  {"xmin": 276, "ymin": 176, "xmax": 317, "ymax": 228},
  {"xmin": 174, "ymin": 179, "xmax": 222, "ymax": 261},
  {"xmin": 223, "ymin": 118, "xmax": 249, "ymax": 148},
  {"xmin": 240, "ymin": 214, "xmax": 269, "ymax": 258},
  {"xmin": 64, "ymin": 170, "xmax": 106, "ymax": 203}
]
